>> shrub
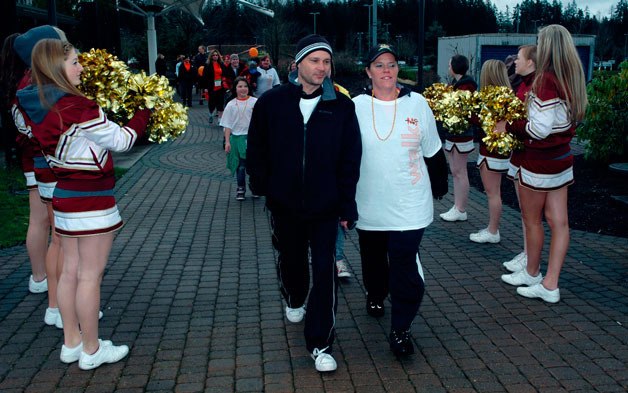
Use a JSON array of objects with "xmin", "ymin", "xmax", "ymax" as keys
[
  {"xmin": 332, "ymin": 52, "xmax": 363, "ymax": 77},
  {"xmin": 577, "ymin": 61, "xmax": 628, "ymax": 163},
  {"xmin": 0, "ymin": 167, "xmax": 29, "ymax": 248}
]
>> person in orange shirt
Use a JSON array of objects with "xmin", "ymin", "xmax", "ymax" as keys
[{"xmin": 202, "ymin": 49, "xmax": 228, "ymax": 124}]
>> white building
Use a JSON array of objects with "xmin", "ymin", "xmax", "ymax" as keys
[{"xmin": 437, "ymin": 33, "xmax": 596, "ymax": 84}]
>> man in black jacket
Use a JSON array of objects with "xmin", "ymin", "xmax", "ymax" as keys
[{"xmin": 247, "ymin": 34, "xmax": 361, "ymax": 373}]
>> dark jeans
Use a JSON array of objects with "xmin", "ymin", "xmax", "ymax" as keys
[
  {"xmin": 179, "ymin": 81, "xmax": 193, "ymax": 106},
  {"xmin": 208, "ymin": 88, "xmax": 225, "ymax": 113},
  {"xmin": 357, "ymin": 228, "xmax": 426, "ymax": 331},
  {"xmin": 271, "ymin": 214, "xmax": 338, "ymax": 353},
  {"xmin": 236, "ymin": 158, "xmax": 246, "ymax": 188}
]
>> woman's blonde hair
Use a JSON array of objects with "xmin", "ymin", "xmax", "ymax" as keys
[
  {"xmin": 30, "ymin": 39, "xmax": 83, "ymax": 107},
  {"xmin": 534, "ymin": 24, "xmax": 587, "ymax": 122},
  {"xmin": 480, "ymin": 59, "xmax": 511, "ymax": 88}
]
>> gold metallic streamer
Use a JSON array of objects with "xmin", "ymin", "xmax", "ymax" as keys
[
  {"xmin": 478, "ymin": 86, "xmax": 526, "ymax": 155},
  {"xmin": 79, "ymin": 49, "xmax": 188, "ymax": 143}
]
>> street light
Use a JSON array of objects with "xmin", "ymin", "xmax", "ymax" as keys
[
  {"xmin": 383, "ymin": 23, "xmax": 391, "ymax": 42},
  {"xmin": 363, "ymin": 4, "xmax": 371, "ymax": 49},
  {"xmin": 309, "ymin": 12, "xmax": 320, "ymax": 34},
  {"xmin": 357, "ymin": 32, "xmax": 364, "ymax": 60},
  {"xmin": 416, "ymin": 0, "xmax": 425, "ymax": 91},
  {"xmin": 532, "ymin": 19, "xmax": 540, "ymax": 32}
]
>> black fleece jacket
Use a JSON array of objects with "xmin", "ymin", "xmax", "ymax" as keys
[{"xmin": 246, "ymin": 76, "xmax": 362, "ymax": 223}]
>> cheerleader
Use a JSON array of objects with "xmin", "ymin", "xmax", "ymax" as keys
[{"xmin": 16, "ymin": 39, "xmax": 151, "ymax": 368}]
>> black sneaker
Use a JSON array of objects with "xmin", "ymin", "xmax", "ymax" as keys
[
  {"xmin": 389, "ymin": 329, "xmax": 414, "ymax": 357},
  {"xmin": 236, "ymin": 187, "xmax": 245, "ymax": 201},
  {"xmin": 366, "ymin": 300, "xmax": 384, "ymax": 317}
]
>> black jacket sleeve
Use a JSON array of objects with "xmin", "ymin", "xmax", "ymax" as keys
[
  {"xmin": 246, "ymin": 97, "xmax": 269, "ymax": 196},
  {"xmin": 337, "ymin": 100, "xmax": 362, "ymax": 224},
  {"xmin": 425, "ymin": 148, "xmax": 448, "ymax": 199}
]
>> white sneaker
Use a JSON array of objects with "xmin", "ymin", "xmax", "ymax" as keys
[
  {"xmin": 44, "ymin": 307, "xmax": 60, "ymax": 326},
  {"xmin": 501, "ymin": 269, "xmax": 542, "ymax": 286},
  {"xmin": 503, "ymin": 252, "xmax": 527, "ymax": 272},
  {"xmin": 78, "ymin": 339, "xmax": 129, "ymax": 370},
  {"xmin": 469, "ymin": 228, "xmax": 500, "ymax": 243},
  {"xmin": 60, "ymin": 341, "xmax": 84, "ymax": 363},
  {"xmin": 336, "ymin": 260, "xmax": 351, "ymax": 278},
  {"xmin": 517, "ymin": 283, "xmax": 560, "ymax": 303},
  {"xmin": 285, "ymin": 306, "xmax": 305, "ymax": 323},
  {"xmin": 311, "ymin": 348, "xmax": 337, "ymax": 372},
  {"xmin": 29, "ymin": 275, "xmax": 48, "ymax": 293},
  {"xmin": 440, "ymin": 206, "xmax": 468, "ymax": 222},
  {"xmin": 55, "ymin": 310, "xmax": 104, "ymax": 329}
]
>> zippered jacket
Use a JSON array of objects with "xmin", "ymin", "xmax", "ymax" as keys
[{"xmin": 246, "ymin": 73, "xmax": 362, "ymax": 223}]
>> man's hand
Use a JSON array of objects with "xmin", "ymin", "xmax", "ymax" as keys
[{"xmin": 340, "ymin": 220, "xmax": 356, "ymax": 230}]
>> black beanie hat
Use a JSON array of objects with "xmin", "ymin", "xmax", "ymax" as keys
[
  {"xmin": 295, "ymin": 34, "xmax": 333, "ymax": 64},
  {"xmin": 14, "ymin": 25, "xmax": 64, "ymax": 67}
]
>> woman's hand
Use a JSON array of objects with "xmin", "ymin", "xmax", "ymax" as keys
[
  {"xmin": 224, "ymin": 141, "xmax": 231, "ymax": 153},
  {"xmin": 493, "ymin": 120, "xmax": 507, "ymax": 134}
]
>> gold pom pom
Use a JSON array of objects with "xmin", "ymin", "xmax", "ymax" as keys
[
  {"xmin": 478, "ymin": 86, "xmax": 526, "ymax": 155},
  {"xmin": 79, "ymin": 49, "xmax": 188, "ymax": 143},
  {"xmin": 426, "ymin": 86, "xmax": 480, "ymax": 135}
]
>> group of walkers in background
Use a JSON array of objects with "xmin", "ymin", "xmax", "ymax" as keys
[
  {"xmin": 1, "ymin": 22, "xmax": 586, "ymax": 374},
  {"xmin": 173, "ymin": 45, "xmax": 280, "ymax": 127}
]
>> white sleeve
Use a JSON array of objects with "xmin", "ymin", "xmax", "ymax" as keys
[
  {"xmin": 526, "ymin": 95, "xmax": 569, "ymax": 140},
  {"xmin": 219, "ymin": 101, "xmax": 237, "ymax": 129},
  {"xmin": 272, "ymin": 69, "xmax": 280, "ymax": 86},
  {"xmin": 11, "ymin": 104, "xmax": 33, "ymax": 138},
  {"xmin": 77, "ymin": 107, "xmax": 138, "ymax": 152}
]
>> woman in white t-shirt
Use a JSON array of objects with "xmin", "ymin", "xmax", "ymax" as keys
[
  {"xmin": 353, "ymin": 44, "xmax": 447, "ymax": 358},
  {"xmin": 220, "ymin": 77, "xmax": 257, "ymax": 200}
]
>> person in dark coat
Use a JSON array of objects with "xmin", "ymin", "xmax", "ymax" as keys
[
  {"xmin": 155, "ymin": 53, "xmax": 167, "ymax": 76},
  {"xmin": 247, "ymin": 34, "xmax": 362, "ymax": 373},
  {"xmin": 178, "ymin": 56, "xmax": 196, "ymax": 107}
]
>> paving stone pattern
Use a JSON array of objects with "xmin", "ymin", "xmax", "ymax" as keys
[{"xmin": 0, "ymin": 105, "xmax": 627, "ymax": 392}]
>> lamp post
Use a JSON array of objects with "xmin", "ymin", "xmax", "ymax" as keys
[
  {"xmin": 357, "ymin": 32, "xmax": 364, "ymax": 60},
  {"xmin": 363, "ymin": 4, "xmax": 372, "ymax": 49},
  {"xmin": 48, "ymin": 0, "xmax": 57, "ymax": 25},
  {"xmin": 371, "ymin": 0, "xmax": 377, "ymax": 47},
  {"xmin": 396, "ymin": 34, "xmax": 401, "ymax": 56},
  {"xmin": 309, "ymin": 12, "xmax": 320, "ymax": 34},
  {"xmin": 532, "ymin": 19, "xmax": 540, "ymax": 32},
  {"xmin": 383, "ymin": 23, "xmax": 391, "ymax": 42},
  {"xmin": 416, "ymin": 0, "xmax": 425, "ymax": 91}
]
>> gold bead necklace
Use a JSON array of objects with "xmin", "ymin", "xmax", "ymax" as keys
[{"xmin": 371, "ymin": 89, "xmax": 398, "ymax": 141}]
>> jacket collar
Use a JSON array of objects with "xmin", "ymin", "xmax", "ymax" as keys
[
  {"xmin": 288, "ymin": 70, "xmax": 337, "ymax": 101},
  {"xmin": 362, "ymin": 83, "xmax": 412, "ymax": 99}
]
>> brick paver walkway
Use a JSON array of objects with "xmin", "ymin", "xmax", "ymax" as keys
[{"xmin": 1, "ymin": 105, "xmax": 626, "ymax": 392}]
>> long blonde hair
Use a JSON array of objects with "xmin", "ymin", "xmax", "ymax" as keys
[
  {"xmin": 534, "ymin": 24, "xmax": 587, "ymax": 122},
  {"xmin": 480, "ymin": 59, "xmax": 511, "ymax": 88},
  {"xmin": 30, "ymin": 39, "xmax": 84, "ymax": 108}
]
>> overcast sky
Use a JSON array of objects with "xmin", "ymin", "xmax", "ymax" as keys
[{"xmin": 490, "ymin": 0, "xmax": 618, "ymax": 18}]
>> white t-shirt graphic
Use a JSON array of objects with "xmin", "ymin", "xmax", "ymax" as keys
[{"xmin": 353, "ymin": 92, "xmax": 442, "ymax": 231}]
